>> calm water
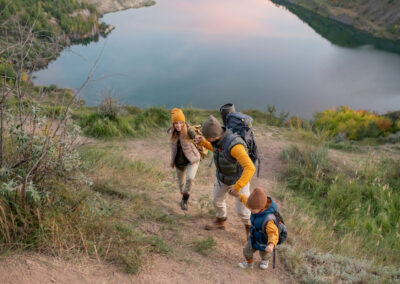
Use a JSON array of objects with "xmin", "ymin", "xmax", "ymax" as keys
[{"xmin": 33, "ymin": 0, "xmax": 400, "ymax": 118}]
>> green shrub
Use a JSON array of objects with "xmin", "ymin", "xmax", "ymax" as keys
[
  {"xmin": 133, "ymin": 107, "xmax": 170, "ymax": 134},
  {"xmin": 77, "ymin": 112, "xmax": 136, "ymax": 138},
  {"xmin": 40, "ymin": 104, "xmax": 66, "ymax": 118},
  {"xmin": 313, "ymin": 106, "xmax": 396, "ymax": 140},
  {"xmin": 281, "ymin": 144, "xmax": 400, "ymax": 264},
  {"xmin": 99, "ymin": 96, "xmax": 118, "ymax": 119}
]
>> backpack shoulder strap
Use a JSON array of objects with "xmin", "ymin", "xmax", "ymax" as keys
[
  {"xmin": 261, "ymin": 213, "xmax": 279, "ymax": 238},
  {"xmin": 222, "ymin": 133, "xmax": 241, "ymax": 163}
]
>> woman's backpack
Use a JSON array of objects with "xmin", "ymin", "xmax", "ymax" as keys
[{"xmin": 192, "ymin": 125, "xmax": 208, "ymax": 158}]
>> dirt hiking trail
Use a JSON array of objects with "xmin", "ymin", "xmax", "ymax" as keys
[{"xmin": 0, "ymin": 127, "xmax": 294, "ymax": 284}]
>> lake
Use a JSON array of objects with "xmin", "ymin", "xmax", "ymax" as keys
[{"xmin": 33, "ymin": 0, "xmax": 400, "ymax": 118}]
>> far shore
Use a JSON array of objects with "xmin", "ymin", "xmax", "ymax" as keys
[{"xmin": 84, "ymin": 0, "xmax": 156, "ymax": 14}]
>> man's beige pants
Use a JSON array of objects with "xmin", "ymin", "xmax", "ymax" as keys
[{"xmin": 212, "ymin": 179, "xmax": 251, "ymax": 226}]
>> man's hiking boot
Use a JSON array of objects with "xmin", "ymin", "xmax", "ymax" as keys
[
  {"xmin": 259, "ymin": 260, "xmax": 269, "ymax": 270},
  {"xmin": 238, "ymin": 261, "xmax": 254, "ymax": 269},
  {"xmin": 204, "ymin": 217, "xmax": 227, "ymax": 230},
  {"xmin": 245, "ymin": 224, "xmax": 251, "ymax": 240},
  {"xmin": 180, "ymin": 193, "xmax": 189, "ymax": 211}
]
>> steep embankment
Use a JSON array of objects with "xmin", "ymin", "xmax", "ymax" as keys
[
  {"xmin": 273, "ymin": 0, "xmax": 400, "ymax": 41},
  {"xmin": 83, "ymin": 0, "xmax": 156, "ymax": 14}
]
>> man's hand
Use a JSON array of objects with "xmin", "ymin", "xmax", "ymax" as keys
[
  {"xmin": 194, "ymin": 135, "xmax": 203, "ymax": 144},
  {"xmin": 266, "ymin": 243, "xmax": 275, "ymax": 253},
  {"xmin": 170, "ymin": 162, "xmax": 175, "ymax": 168},
  {"xmin": 228, "ymin": 188, "xmax": 239, "ymax": 197}
]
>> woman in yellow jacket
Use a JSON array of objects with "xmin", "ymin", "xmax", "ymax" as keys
[{"xmin": 169, "ymin": 108, "xmax": 200, "ymax": 210}]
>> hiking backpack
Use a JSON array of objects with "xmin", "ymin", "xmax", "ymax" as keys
[
  {"xmin": 192, "ymin": 125, "xmax": 208, "ymax": 158},
  {"xmin": 261, "ymin": 211, "xmax": 288, "ymax": 245},
  {"xmin": 223, "ymin": 112, "xmax": 261, "ymax": 176}
]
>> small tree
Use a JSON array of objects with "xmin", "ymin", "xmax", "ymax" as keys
[{"xmin": 99, "ymin": 96, "xmax": 118, "ymax": 119}]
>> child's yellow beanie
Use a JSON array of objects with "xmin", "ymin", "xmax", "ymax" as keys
[{"xmin": 171, "ymin": 108, "xmax": 185, "ymax": 123}]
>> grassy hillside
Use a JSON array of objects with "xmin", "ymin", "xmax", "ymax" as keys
[
  {"xmin": 0, "ymin": 0, "xmax": 110, "ymax": 70},
  {"xmin": 1, "ymin": 85, "xmax": 399, "ymax": 282},
  {"xmin": 272, "ymin": 0, "xmax": 400, "ymax": 41}
]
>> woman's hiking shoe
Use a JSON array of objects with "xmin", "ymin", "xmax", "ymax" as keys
[
  {"xmin": 204, "ymin": 217, "xmax": 227, "ymax": 230},
  {"xmin": 259, "ymin": 260, "xmax": 269, "ymax": 270},
  {"xmin": 180, "ymin": 199, "xmax": 188, "ymax": 210},
  {"xmin": 238, "ymin": 261, "xmax": 254, "ymax": 269},
  {"xmin": 180, "ymin": 194, "xmax": 189, "ymax": 211}
]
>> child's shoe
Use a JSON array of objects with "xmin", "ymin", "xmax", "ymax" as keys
[
  {"xmin": 259, "ymin": 260, "xmax": 269, "ymax": 270},
  {"xmin": 238, "ymin": 261, "xmax": 254, "ymax": 269}
]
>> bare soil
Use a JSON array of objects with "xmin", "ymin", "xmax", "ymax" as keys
[{"xmin": 0, "ymin": 126, "xmax": 295, "ymax": 284}]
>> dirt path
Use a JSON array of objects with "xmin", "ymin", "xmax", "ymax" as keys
[{"xmin": 0, "ymin": 127, "xmax": 294, "ymax": 284}]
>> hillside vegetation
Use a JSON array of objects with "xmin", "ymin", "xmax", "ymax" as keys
[
  {"xmin": 272, "ymin": 0, "xmax": 400, "ymax": 41},
  {"xmin": 1, "ymin": 75, "xmax": 400, "ymax": 282},
  {"xmin": 0, "ymin": 6, "xmax": 399, "ymax": 281},
  {"xmin": 0, "ymin": 0, "xmax": 104, "ymax": 71}
]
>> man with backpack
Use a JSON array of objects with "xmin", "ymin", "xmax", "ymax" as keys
[{"xmin": 194, "ymin": 114, "xmax": 256, "ymax": 238}]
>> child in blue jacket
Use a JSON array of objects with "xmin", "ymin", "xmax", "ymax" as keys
[{"xmin": 230, "ymin": 187, "xmax": 279, "ymax": 269}]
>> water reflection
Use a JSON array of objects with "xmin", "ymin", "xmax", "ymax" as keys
[
  {"xmin": 33, "ymin": 0, "xmax": 400, "ymax": 118},
  {"xmin": 271, "ymin": 0, "xmax": 400, "ymax": 54}
]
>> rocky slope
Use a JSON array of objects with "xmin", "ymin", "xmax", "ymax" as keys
[
  {"xmin": 272, "ymin": 0, "xmax": 400, "ymax": 41},
  {"xmin": 84, "ymin": 0, "xmax": 156, "ymax": 14}
]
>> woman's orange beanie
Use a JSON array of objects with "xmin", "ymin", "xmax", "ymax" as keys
[
  {"xmin": 171, "ymin": 108, "xmax": 185, "ymax": 123},
  {"xmin": 247, "ymin": 188, "xmax": 268, "ymax": 210}
]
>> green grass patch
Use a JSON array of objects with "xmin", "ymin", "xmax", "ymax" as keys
[
  {"xmin": 281, "ymin": 142, "xmax": 400, "ymax": 265},
  {"xmin": 74, "ymin": 106, "xmax": 172, "ymax": 138},
  {"xmin": 192, "ymin": 236, "xmax": 216, "ymax": 256},
  {"xmin": 72, "ymin": 105, "xmax": 292, "ymax": 139}
]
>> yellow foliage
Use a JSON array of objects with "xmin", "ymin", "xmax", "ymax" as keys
[
  {"xmin": 313, "ymin": 106, "xmax": 394, "ymax": 140},
  {"xmin": 21, "ymin": 72, "xmax": 29, "ymax": 82}
]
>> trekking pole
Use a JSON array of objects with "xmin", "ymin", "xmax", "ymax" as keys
[{"xmin": 272, "ymin": 247, "xmax": 276, "ymax": 269}]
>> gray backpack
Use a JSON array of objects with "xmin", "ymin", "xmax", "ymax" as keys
[{"xmin": 223, "ymin": 111, "xmax": 261, "ymax": 177}]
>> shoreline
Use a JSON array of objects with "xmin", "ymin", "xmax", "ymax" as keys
[
  {"xmin": 33, "ymin": 1, "xmax": 156, "ymax": 70},
  {"xmin": 84, "ymin": 0, "xmax": 156, "ymax": 14},
  {"xmin": 272, "ymin": 0, "xmax": 400, "ymax": 41}
]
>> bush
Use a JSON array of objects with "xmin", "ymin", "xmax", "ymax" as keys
[
  {"xmin": 133, "ymin": 107, "xmax": 170, "ymax": 134},
  {"xmin": 0, "ymin": 137, "xmax": 174, "ymax": 273},
  {"xmin": 0, "ymin": 108, "xmax": 85, "ymax": 247},
  {"xmin": 99, "ymin": 96, "xmax": 118, "ymax": 119},
  {"xmin": 75, "ymin": 106, "xmax": 172, "ymax": 138},
  {"xmin": 314, "ymin": 106, "xmax": 395, "ymax": 140},
  {"xmin": 77, "ymin": 112, "xmax": 136, "ymax": 138}
]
